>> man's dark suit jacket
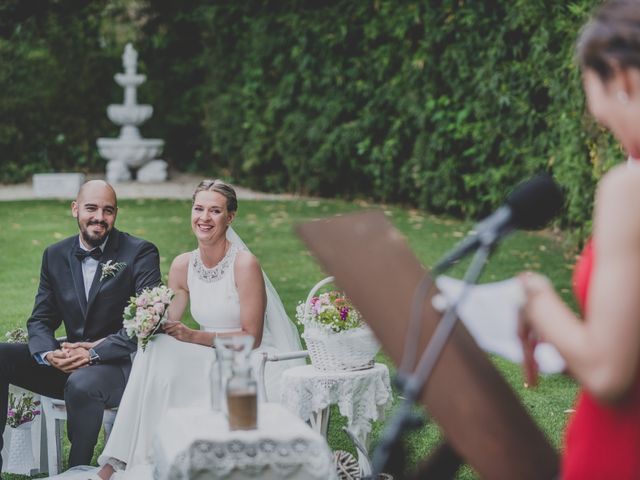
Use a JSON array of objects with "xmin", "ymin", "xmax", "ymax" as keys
[{"xmin": 27, "ymin": 228, "xmax": 161, "ymax": 377}]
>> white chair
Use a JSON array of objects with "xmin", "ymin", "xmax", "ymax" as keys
[
  {"xmin": 256, "ymin": 349, "xmax": 309, "ymax": 401},
  {"xmin": 40, "ymin": 396, "xmax": 117, "ymax": 475}
]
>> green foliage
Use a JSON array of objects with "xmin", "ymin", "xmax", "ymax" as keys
[
  {"xmin": 0, "ymin": 1, "xmax": 128, "ymax": 182},
  {"xmin": 139, "ymin": 0, "xmax": 618, "ymax": 237},
  {"xmin": 1, "ymin": 0, "xmax": 624, "ymax": 241}
]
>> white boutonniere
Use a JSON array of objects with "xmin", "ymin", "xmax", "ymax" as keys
[{"xmin": 100, "ymin": 260, "xmax": 127, "ymax": 281}]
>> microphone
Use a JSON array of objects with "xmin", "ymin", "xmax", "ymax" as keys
[{"xmin": 434, "ymin": 174, "xmax": 564, "ymax": 273}]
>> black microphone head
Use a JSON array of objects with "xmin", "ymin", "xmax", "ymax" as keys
[{"xmin": 505, "ymin": 174, "xmax": 564, "ymax": 230}]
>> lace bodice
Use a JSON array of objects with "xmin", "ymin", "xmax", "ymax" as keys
[{"xmin": 187, "ymin": 244, "xmax": 241, "ymax": 332}]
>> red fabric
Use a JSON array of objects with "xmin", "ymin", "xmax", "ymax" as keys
[{"xmin": 562, "ymin": 239, "xmax": 640, "ymax": 479}]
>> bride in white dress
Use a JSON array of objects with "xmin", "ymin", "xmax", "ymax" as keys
[{"xmin": 48, "ymin": 180, "xmax": 303, "ymax": 480}]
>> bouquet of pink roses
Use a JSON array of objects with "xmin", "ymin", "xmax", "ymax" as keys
[
  {"xmin": 7, "ymin": 392, "xmax": 40, "ymax": 428},
  {"xmin": 123, "ymin": 285, "xmax": 174, "ymax": 351}
]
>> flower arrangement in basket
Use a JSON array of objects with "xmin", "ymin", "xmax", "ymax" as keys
[
  {"xmin": 7, "ymin": 392, "xmax": 40, "ymax": 429},
  {"xmin": 296, "ymin": 278, "xmax": 380, "ymax": 371},
  {"xmin": 5, "ymin": 327, "xmax": 28, "ymax": 344},
  {"xmin": 123, "ymin": 285, "xmax": 174, "ymax": 351}
]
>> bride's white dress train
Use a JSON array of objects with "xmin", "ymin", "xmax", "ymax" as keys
[{"xmin": 44, "ymin": 230, "xmax": 303, "ymax": 479}]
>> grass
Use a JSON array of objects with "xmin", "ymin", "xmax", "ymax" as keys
[{"xmin": 0, "ymin": 198, "xmax": 578, "ymax": 479}]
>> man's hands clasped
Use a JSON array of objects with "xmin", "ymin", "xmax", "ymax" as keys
[{"xmin": 45, "ymin": 340, "xmax": 100, "ymax": 373}]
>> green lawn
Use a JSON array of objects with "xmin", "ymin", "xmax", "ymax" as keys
[{"xmin": 0, "ymin": 198, "xmax": 578, "ymax": 479}]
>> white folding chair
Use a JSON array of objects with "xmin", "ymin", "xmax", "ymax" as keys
[
  {"xmin": 256, "ymin": 349, "xmax": 309, "ymax": 402},
  {"xmin": 40, "ymin": 396, "xmax": 117, "ymax": 475}
]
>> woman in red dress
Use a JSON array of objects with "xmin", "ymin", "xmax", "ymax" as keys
[{"xmin": 519, "ymin": 1, "xmax": 640, "ymax": 478}]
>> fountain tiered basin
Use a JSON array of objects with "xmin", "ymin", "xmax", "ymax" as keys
[
  {"xmin": 106, "ymin": 105, "xmax": 153, "ymax": 126},
  {"xmin": 97, "ymin": 43, "xmax": 166, "ymax": 183},
  {"xmin": 114, "ymin": 73, "xmax": 145, "ymax": 87},
  {"xmin": 97, "ymin": 138, "xmax": 164, "ymax": 169}
]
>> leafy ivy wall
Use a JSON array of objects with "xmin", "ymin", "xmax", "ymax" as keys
[{"xmin": 0, "ymin": 1, "xmax": 621, "ymax": 239}]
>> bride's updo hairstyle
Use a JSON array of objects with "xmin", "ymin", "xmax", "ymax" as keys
[
  {"xmin": 577, "ymin": 0, "xmax": 640, "ymax": 81},
  {"xmin": 192, "ymin": 179, "xmax": 238, "ymax": 213}
]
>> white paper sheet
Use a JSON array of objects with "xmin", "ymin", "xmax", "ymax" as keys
[{"xmin": 435, "ymin": 276, "xmax": 566, "ymax": 374}]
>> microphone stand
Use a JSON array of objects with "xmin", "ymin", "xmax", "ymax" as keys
[{"xmin": 369, "ymin": 238, "xmax": 496, "ymax": 478}]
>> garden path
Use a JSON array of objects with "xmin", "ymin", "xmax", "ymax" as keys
[{"xmin": 0, "ymin": 173, "xmax": 299, "ymax": 201}]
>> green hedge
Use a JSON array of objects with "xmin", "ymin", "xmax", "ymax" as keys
[
  {"xmin": 0, "ymin": 0, "xmax": 125, "ymax": 181},
  {"xmin": 1, "ymin": 1, "xmax": 622, "ymax": 241}
]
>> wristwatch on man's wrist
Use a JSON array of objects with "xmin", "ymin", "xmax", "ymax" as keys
[{"xmin": 88, "ymin": 348, "xmax": 100, "ymax": 365}]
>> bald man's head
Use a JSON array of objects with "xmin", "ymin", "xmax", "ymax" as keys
[
  {"xmin": 72, "ymin": 180, "xmax": 118, "ymax": 248},
  {"xmin": 76, "ymin": 180, "xmax": 117, "ymax": 207}
]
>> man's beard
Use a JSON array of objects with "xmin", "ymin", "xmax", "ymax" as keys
[{"xmin": 79, "ymin": 220, "xmax": 109, "ymax": 248}]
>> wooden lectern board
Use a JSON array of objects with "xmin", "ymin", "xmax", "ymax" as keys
[{"xmin": 297, "ymin": 211, "xmax": 558, "ymax": 480}]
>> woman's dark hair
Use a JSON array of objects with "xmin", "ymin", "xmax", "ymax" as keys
[
  {"xmin": 192, "ymin": 179, "xmax": 238, "ymax": 212},
  {"xmin": 577, "ymin": 0, "xmax": 640, "ymax": 81}
]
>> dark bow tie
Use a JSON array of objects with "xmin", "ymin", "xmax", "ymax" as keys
[{"xmin": 74, "ymin": 247, "xmax": 103, "ymax": 261}]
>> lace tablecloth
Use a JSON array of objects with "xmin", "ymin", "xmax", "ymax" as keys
[
  {"xmin": 152, "ymin": 403, "xmax": 336, "ymax": 480},
  {"xmin": 281, "ymin": 363, "xmax": 392, "ymax": 440}
]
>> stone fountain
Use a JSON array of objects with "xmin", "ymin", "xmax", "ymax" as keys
[{"xmin": 97, "ymin": 43, "xmax": 166, "ymax": 183}]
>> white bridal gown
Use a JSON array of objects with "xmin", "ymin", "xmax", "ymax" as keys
[{"xmin": 46, "ymin": 239, "xmax": 302, "ymax": 479}]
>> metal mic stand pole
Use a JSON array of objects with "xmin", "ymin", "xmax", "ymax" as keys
[{"xmin": 369, "ymin": 242, "xmax": 494, "ymax": 478}]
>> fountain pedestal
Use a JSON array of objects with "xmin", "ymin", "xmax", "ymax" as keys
[{"xmin": 97, "ymin": 44, "xmax": 166, "ymax": 183}]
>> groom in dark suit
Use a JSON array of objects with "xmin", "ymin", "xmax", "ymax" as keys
[{"xmin": 0, "ymin": 180, "xmax": 161, "ymax": 472}]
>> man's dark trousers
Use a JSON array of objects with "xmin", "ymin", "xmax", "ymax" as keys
[{"xmin": 0, "ymin": 343, "xmax": 127, "ymax": 467}]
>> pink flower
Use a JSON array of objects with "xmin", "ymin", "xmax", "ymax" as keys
[{"xmin": 153, "ymin": 302, "xmax": 165, "ymax": 316}]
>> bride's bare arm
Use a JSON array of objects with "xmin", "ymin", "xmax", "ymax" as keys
[
  {"xmin": 167, "ymin": 253, "xmax": 190, "ymax": 320},
  {"xmin": 234, "ymin": 250, "xmax": 266, "ymax": 348}
]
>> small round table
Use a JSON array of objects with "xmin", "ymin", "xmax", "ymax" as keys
[{"xmin": 280, "ymin": 363, "xmax": 392, "ymax": 476}]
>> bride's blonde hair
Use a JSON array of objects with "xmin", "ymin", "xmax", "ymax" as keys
[{"xmin": 192, "ymin": 179, "xmax": 238, "ymax": 212}]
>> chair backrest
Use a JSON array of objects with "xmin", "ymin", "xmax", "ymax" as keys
[{"xmin": 255, "ymin": 350, "xmax": 309, "ymax": 402}]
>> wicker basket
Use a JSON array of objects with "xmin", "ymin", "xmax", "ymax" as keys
[
  {"xmin": 303, "ymin": 325, "xmax": 380, "ymax": 371},
  {"xmin": 300, "ymin": 276, "xmax": 380, "ymax": 371}
]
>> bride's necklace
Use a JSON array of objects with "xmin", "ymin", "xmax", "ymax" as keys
[{"xmin": 193, "ymin": 241, "xmax": 236, "ymax": 283}]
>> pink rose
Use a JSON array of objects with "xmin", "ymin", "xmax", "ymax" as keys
[{"xmin": 153, "ymin": 303, "xmax": 165, "ymax": 315}]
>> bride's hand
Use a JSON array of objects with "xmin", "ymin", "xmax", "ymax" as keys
[{"xmin": 162, "ymin": 320, "xmax": 195, "ymax": 343}]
